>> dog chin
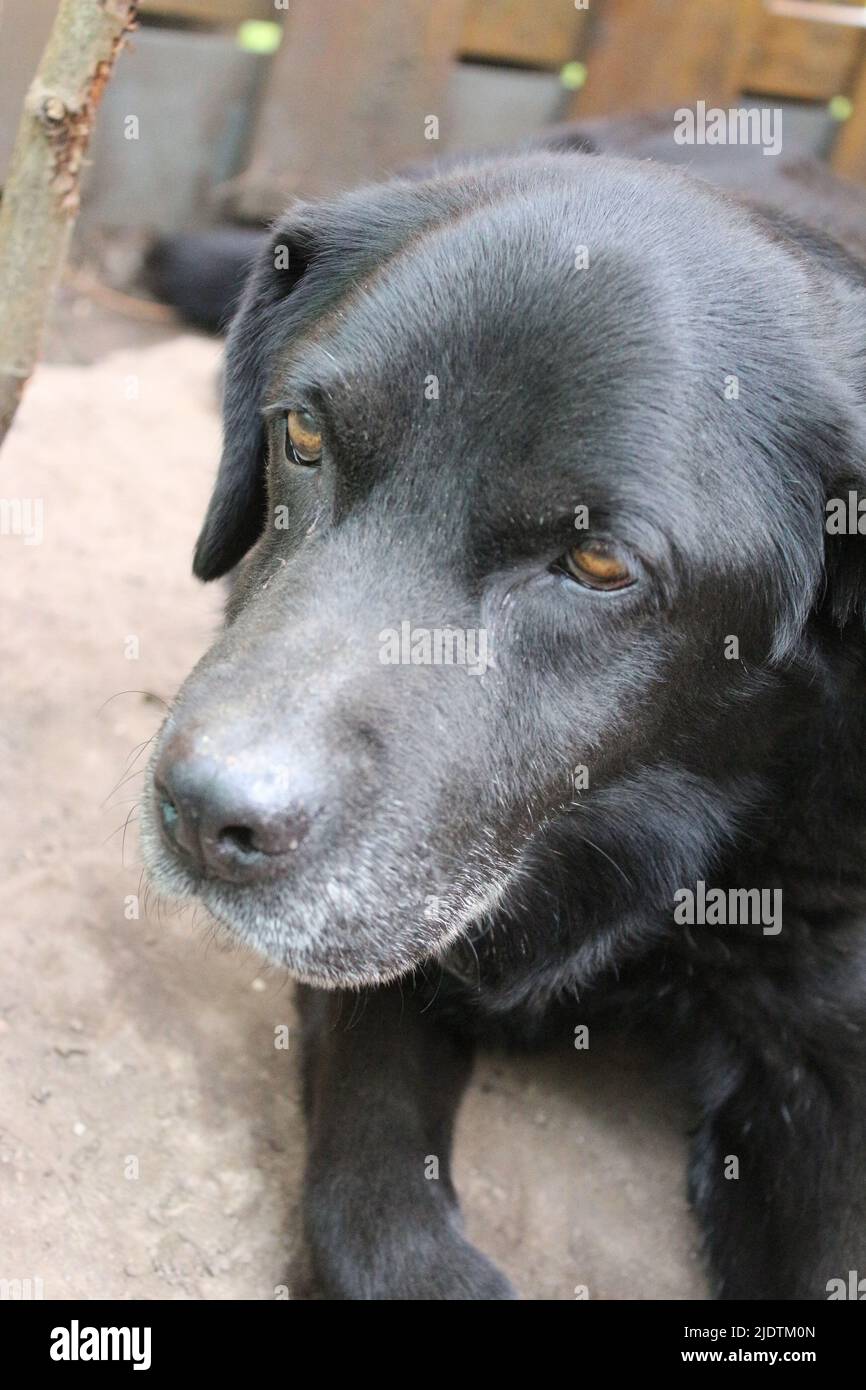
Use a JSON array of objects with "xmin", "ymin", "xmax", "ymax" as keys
[
  {"xmin": 139, "ymin": 786, "xmax": 526, "ymax": 988},
  {"xmin": 139, "ymin": 806, "xmax": 453, "ymax": 989}
]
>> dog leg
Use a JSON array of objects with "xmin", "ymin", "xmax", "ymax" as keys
[
  {"xmin": 297, "ymin": 981, "xmax": 516, "ymax": 1300},
  {"xmin": 687, "ymin": 993, "xmax": 866, "ymax": 1300}
]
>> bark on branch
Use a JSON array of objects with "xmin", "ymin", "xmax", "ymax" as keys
[{"xmin": 0, "ymin": 0, "xmax": 137, "ymax": 450}]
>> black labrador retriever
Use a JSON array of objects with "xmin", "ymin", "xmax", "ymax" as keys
[{"xmin": 141, "ymin": 125, "xmax": 866, "ymax": 1300}]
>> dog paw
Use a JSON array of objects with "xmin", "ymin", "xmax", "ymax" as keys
[
  {"xmin": 399, "ymin": 1231, "xmax": 518, "ymax": 1301},
  {"xmin": 305, "ymin": 1193, "xmax": 517, "ymax": 1300}
]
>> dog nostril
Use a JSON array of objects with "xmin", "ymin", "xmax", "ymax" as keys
[
  {"xmin": 217, "ymin": 819, "xmax": 307, "ymax": 857},
  {"xmin": 219, "ymin": 824, "xmax": 257, "ymax": 856},
  {"xmin": 154, "ymin": 747, "xmax": 314, "ymax": 880}
]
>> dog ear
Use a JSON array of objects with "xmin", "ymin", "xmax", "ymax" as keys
[
  {"xmin": 822, "ymin": 453, "xmax": 866, "ymax": 630},
  {"xmin": 757, "ymin": 218, "xmax": 866, "ymax": 636},
  {"xmin": 193, "ymin": 214, "xmax": 315, "ymax": 581},
  {"xmin": 809, "ymin": 298, "xmax": 866, "ymax": 631}
]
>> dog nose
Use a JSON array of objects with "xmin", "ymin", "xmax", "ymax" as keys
[{"xmin": 154, "ymin": 739, "xmax": 312, "ymax": 884}]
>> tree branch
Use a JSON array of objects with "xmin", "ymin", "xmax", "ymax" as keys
[{"xmin": 0, "ymin": 0, "xmax": 138, "ymax": 450}]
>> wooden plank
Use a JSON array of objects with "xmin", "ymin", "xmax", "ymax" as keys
[
  {"xmin": 228, "ymin": 0, "xmax": 467, "ymax": 218},
  {"xmin": 569, "ymin": 0, "xmax": 749, "ymax": 118},
  {"xmin": 447, "ymin": 63, "xmax": 563, "ymax": 152},
  {"xmin": 831, "ymin": 45, "xmax": 866, "ymax": 179},
  {"xmin": 80, "ymin": 27, "xmax": 261, "ymax": 233},
  {"xmin": 138, "ymin": 0, "xmax": 276, "ymax": 22},
  {"xmin": 460, "ymin": 0, "xmax": 589, "ymax": 70},
  {"xmin": 767, "ymin": 1, "xmax": 866, "ymax": 28},
  {"xmin": 740, "ymin": 1, "xmax": 863, "ymax": 102}
]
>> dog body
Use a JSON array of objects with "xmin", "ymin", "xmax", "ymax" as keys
[{"xmin": 142, "ymin": 135, "xmax": 866, "ymax": 1298}]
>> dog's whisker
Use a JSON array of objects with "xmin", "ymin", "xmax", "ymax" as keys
[
  {"xmin": 97, "ymin": 690, "xmax": 170, "ymax": 715},
  {"xmin": 120, "ymin": 805, "xmax": 141, "ymax": 866}
]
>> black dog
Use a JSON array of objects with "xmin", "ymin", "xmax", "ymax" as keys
[{"xmin": 141, "ymin": 130, "xmax": 866, "ymax": 1299}]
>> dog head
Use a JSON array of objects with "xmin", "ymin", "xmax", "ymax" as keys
[{"xmin": 141, "ymin": 154, "xmax": 866, "ymax": 988}]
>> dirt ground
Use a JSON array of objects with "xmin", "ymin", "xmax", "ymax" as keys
[{"xmin": 1, "ymin": 293, "xmax": 706, "ymax": 1300}]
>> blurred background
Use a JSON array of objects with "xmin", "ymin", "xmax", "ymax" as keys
[
  {"xmin": 6, "ymin": 0, "xmax": 866, "ymax": 334},
  {"xmin": 3, "ymin": 0, "xmax": 866, "ymax": 1302}
]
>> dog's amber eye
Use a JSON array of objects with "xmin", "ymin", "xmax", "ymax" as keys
[
  {"xmin": 285, "ymin": 409, "xmax": 322, "ymax": 464},
  {"xmin": 564, "ymin": 541, "xmax": 635, "ymax": 591}
]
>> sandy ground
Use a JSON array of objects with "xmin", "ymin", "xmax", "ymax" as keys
[{"xmin": 1, "ymin": 313, "xmax": 705, "ymax": 1300}]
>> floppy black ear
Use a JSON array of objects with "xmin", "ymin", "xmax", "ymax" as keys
[
  {"xmin": 822, "ymin": 456, "xmax": 866, "ymax": 630},
  {"xmin": 754, "ymin": 212, "xmax": 866, "ymax": 635},
  {"xmin": 809, "ymin": 294, "xmax": 866, "ymax": 631},
  {"xmin": 193, "ymin": 214, "xmax": 315, "ymax": 581}
]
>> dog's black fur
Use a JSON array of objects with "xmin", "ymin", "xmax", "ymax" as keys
[{"xmin": 142, "ymin": 129, "xmax": 866, "ymax": 1299}]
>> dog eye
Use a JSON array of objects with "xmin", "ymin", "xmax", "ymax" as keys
[
  {"xmin": 563, "ymin": 541, "xmax": 635, "ymax": 592},
  {"xmin": 285, "ymin": 409, "xmax": 322, "ymax": 465}
]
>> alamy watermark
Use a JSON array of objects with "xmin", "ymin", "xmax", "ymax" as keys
[
  {"xmin": 826, "ymin": 491, "xmax": 866, "ymax": 534},
  {"xmin": 827, "ymin": 1270, "xmax": 866, "ymax": 1300},
  {"xmin": 674, "ymin": 101, "xmax": 783, "ymax": 158},
  {"xmin": 379, "ymin": 621, "xmax": 490, "ymax": 676},
  {"xmin": 0, "ymin": 1275, "xmax": 44, "ymax": 1299},
  {"xmin": 0, "ymin": 497, "xmax": 43, "ymax": 545},
  {"xmin": 674, "ymin": 880, "xmax": 782, "ymax": 936},
  {"xmin": 50, "ymin": 1320, "xmax": 151, "ymax": 1370}
]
